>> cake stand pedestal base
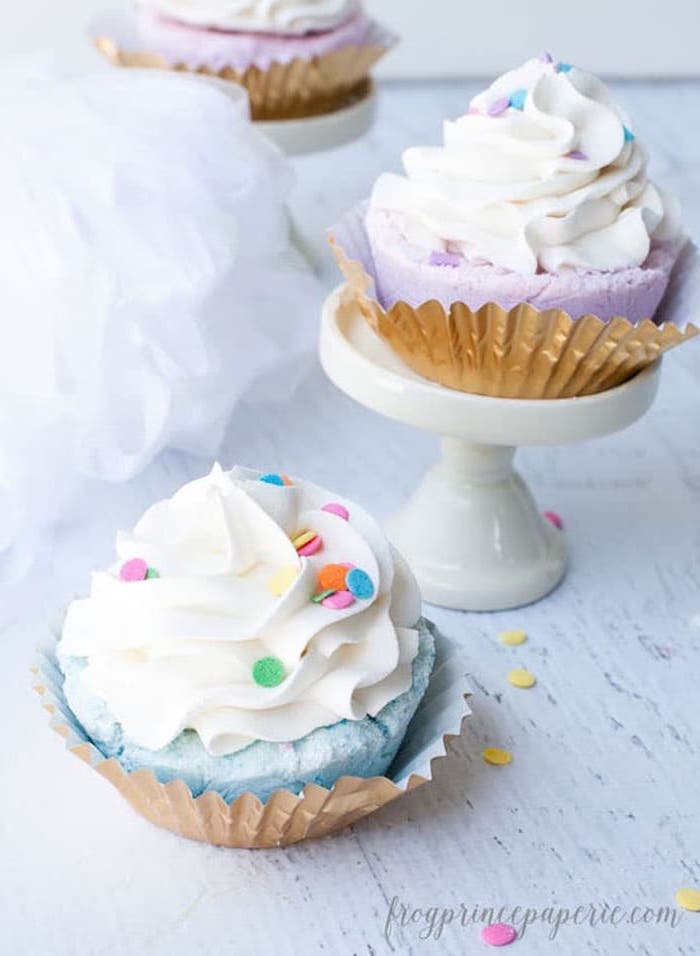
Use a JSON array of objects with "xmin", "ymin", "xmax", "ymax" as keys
[{"xmin": 319, "ymin": 287, "xmax": 661, "ymax": 612}]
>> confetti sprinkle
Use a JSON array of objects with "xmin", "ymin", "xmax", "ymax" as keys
[
  {"xmin": 293, "ymin": 531, "xmax": 323, "ymax": 556},
  {"xmin": 318, "ymin": 564, "xmax": 350, "ymax": 592},
  {"xmin": 259, "ymin": 473, "xmax": 286, "ymax": 486},
  {"xmin": 488, "ymin": 96, "xmax": 510, "ymax": 117},
  {"xmin": 624, "ymin": 126, "xmax": 635, "ymax": 142},
  {"xmin": 268, "ymin": 565, "xmax": 298, "ymax": 596},
  {"xmin": 675, "ymin": 888, "xmax": 700, "ymax": 912},
  {"xmin": 508, "ymin": 668, "xmax": 537, "ymax": 689},
  {"xmin": 145, "ymin": 568, "xmax": 160, "ymax": 580},
  {"xmin": 429, "ymin": 251, "xmax": 462, "ymax": 267},
  {"xmin": 482, "ymin": 748, "xmax": 513, "ymax": 766},
  {"xmin": 252, "ymin": 656, "xmax": 286, "ymax": 688},
  {"xmin": 321, "ymin": 502, "xmax": 349, "ymax": 521},
  {"xmin": 543, "ymin": 510, "xmax": 564, "ymax": 530},
  {"xmin": 322, "ymin": 590, "xmax": 355, "ymax": 610},
  {"xmin": 467, "ymin": 106, "xmax": 480, "ymax": 115},
  {"xmin": 557, "ymin": 62, "xmax": 573, "ymax": 73},
  {"xmin": 509, "ymin": 88, "xmax": 527, "ymax": 110},
  {"xmin": 499, "ymin": 629, "xmax": 527, "ymax": 647},
  {"xmin": 482, "ymin": 923, "xmax": 517, "ymax": 947},
  {"xmin": 539, "ymin": 51, "xmax": 554, "ymax": 63},
  {"xmin": 119, "ymin": 558, "xmax": 148, "ymax": 582},
  {"xmin": 312, "ymin": 589, "xmax": 336, "ymax": 604},
  {"xmin": 346, "ymin": 568, "xmax": 375, "ymax": 600},
  {"xmin": 567, "ymin": 150, "xmax": 588, "ymax": 160}
]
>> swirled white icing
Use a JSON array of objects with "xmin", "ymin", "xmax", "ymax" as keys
[
  {"xmin": 138, "ymin": 0, "xmax": 355, "ymax": 34},
  {"xmin": 58, "ymin": 465, "xmax": 422, "ymax": 756},
  {"xmin": 369, "ymin": 56, "xmax": 680, "ymax": 274}
]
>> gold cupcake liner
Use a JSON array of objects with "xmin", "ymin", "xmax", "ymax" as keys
[
  {"xmin": 33, "ymin": 630, "xmax": 470, "ymax": 849},
  {"xmin": 330, "ymin": 226, "xmax": 700, "ymax": 400},
  {"xmin": 95, "ymin": 35, "xmax": 387, "ymax": 121}
]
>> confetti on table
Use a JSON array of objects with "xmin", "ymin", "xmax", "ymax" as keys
[
  {"xmin": 508, "ymin": 668, "xmax": 537, "ymax": 689},
  {"xmin": 675, "ymin": 887, "xmax": 700, "ymax": 911},
  {"xmin": 482, "ymin": 748, "xmax": 513, "ymax": 766},
  {"xmin": 499, "ymin": 629, "xmax": 527, "ymax": 647},
  {"xmin": 481, "ymin": 923, "xmax": 517, "ymax": 947},
  {"xmin": 543, "ymin": 510, "xmax": 564, "ymax": 530}
]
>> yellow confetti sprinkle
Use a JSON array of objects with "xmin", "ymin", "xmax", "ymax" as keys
[
  {"xmin": 508, "ymin": 668, "xmax": 537, "ymax": 689},
  {"xmin": 268, "ymin": 566, "xmax": 299, "ymax": 597},
  {"xmin": 500, "ymin": 629, "xmax": 527, "ymax": 647},
  {"xmin": 292, "ymin": 530, "xmax": 315, "ymax": 549},
  {"xmin": 675, "ymin": 888, "xmax": 700, "ymax": 912},
  {"xmin": 482, "ymin": 748, "xmax": 513, "ymax": 766}
]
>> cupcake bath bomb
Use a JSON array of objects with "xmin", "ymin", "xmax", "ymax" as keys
[
  {"xmin": 57, "ymin": 464, "xmax": 435, "ymax": 805},
  {"xmin": 366, "ymin": 55, "xmax": 682, "ymax": 322},
  {"xmin": 98, "ymin": 0, "xmax": 393, "ymax": 119}
]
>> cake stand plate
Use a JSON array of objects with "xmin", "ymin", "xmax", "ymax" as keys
[
  {"xmin": 255, "ymin": 82, "xmax": 377, "ymax": 154},
  {"xmin": 319, "ymin": 287, "xmax": 662, "ymax": 611}
]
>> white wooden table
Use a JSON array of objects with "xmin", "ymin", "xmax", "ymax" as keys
[{"xmin": 3, "ymin": 80, "xmax": 700, "ymax": 956}]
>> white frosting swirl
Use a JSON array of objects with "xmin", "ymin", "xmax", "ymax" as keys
[
  {"xmin": 59, "ymin": 465, "xmax": 422, "ymax": 756},
  {"xmin": 137, "ymin": 0, "xmax": 355, "ymax": 33},
  {"xmin": 370, "ymin": 57, "xmax": 680, "ymax": 274}
]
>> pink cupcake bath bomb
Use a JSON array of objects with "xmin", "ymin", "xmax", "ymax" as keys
[{"xmin": 366, "ymin": 55, "xmax": 682, "ymax": 322}]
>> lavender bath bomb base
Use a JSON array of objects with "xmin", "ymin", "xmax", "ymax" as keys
[
  {"xmin": 135, "ymin": 3, "xmax": 376, "ymax": 72},
  {"xmin": 366, "ymin": 207, "xmax": 679, "ymax": 323}
]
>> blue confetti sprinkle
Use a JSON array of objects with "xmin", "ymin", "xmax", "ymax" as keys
[
  {"xmin": 259, "ymin": 473, "xmax": 285, "ymax": 486},
  {"xmin": 623, "ymin": 126, "xmax": 635, "ymax": 142},
  {"xmin": 509, "ymin": 88, "xmax": 527, "ymax": 110},
  {"xmin": 557, "ymin": 62, "xmax": 573, "ymax": 73},
  {"xmin": 346, "ymin": 568, "xmax": 375, "ymax": 600}
]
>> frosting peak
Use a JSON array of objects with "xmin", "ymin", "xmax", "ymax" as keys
[
  {"xmin": 370, "ymin": 57, "xmax": 680, "ymax": 274},
  {"xmin": 59, "ymin": 465, "xmax": 422, "ymax": 756},
  {"xmin": 137, "ymin": 0, "xmax": 356, "ymax": 34}
]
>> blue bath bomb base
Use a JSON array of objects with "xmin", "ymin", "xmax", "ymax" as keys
[{"xmin": 60, "ymin": 622, "xmax": 436, "ymax": 804}]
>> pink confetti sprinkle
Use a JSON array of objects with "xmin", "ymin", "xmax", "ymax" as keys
[
  {"xmin": 321, "ymin": 502, "xmax": 349, "ymax": 521},
  {"xmin": 340, "ymin": 562, "xmax": 355, "ymax": 570},
  {"xmin": 544, "ymin": 510, "xmax": 564, "ymax": 530},
  {"xmin": 488, "ymin": 97, "xmax": 510, "ymax": 117},
  {"xmin": 481, "ymin": 923, "xmax": 517, "ymax": 947},
  {"xmin": 467, "ymin": 106, "xmax": 481, "ymax": 115},
  {"xmin": 298, "ymin": 536, "xmax": 323, "ymax": 557},
  {"xmin": 567, "ymin": 149, "xmax": 588, "ymax": 160},
  {"xmin": 119, "ymin": 558, "xmax": 148, "ymax": 582},
  {"xmin": 429, "ymin": 251, "xmax": 462, "ymax": 268},
  {"xmin": 322, "ymin": 590, "xmax": 355, "ymax": 610}
]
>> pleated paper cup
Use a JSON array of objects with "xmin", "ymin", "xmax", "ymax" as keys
[
  {"xmin": 33, "ymin": 624, "xmax": 471, "ymax": 849},
  {"xmin": 330, "ymin": 206, "xmax": 700, "ymax": 400},
  {"xmin": 92, "ymin": 12, "xmax": 393, "ymax": 121}
]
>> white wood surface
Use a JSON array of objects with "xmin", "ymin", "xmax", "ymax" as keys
[{"xmin": 3, "ymin": 80, "xmax": 700, "ymax": 956}]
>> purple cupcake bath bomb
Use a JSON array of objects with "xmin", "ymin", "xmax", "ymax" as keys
[{"xmin": 366, "ymin": 55, "xmax": 682, "ymax": 322}]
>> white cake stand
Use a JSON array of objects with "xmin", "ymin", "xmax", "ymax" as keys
[
  {"xmin": 255, "ymin": 83, "xmax": 377, "ymax": 154},
  {"xmin": 319, "ymin": 287, "xmax": 662, "ymax": 612}
]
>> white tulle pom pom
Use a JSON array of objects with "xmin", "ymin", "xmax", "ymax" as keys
[{"xmin": 0, "ymin": 64, "xmax": 321, "ymax": 588}]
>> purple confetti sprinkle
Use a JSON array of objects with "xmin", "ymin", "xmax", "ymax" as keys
[
  {"xmin": 539, "ymin": 51, "xmax": 554, "ymax": 63},
  {"xmin": 567, "ymin": 150, "xmax": 588, "ymax": 160},
  {"xmin": 487, "ymin": 96, "xmax": 510, "ymax": 117},
  {"xmin": 429, "ymin": 251, "xmax": 462, "ymax": 268}
]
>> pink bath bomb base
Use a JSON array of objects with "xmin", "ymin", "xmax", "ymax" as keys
[
  {"xmin": 132, "ymin": 3, "xmax": 381, "ymax": 73},
  {"xmin": 364, "ymin": 206, "xmax": 680, "ymax": 324}
]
